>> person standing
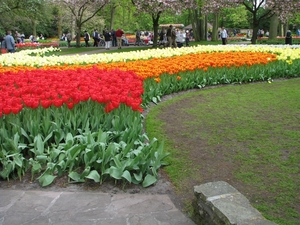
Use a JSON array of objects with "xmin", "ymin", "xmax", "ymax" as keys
[
  {"xmin": 221, "ymin": 27, "xmax": 228, "ymax": 45},
  {"xmin": 166, "ymin": 25, "xmax": 172, "ymax": 47},
  {"xmin": 285, "ymin": 30, "xmax": 292, "ymax": 45},
  {"xmin": 29, "ymin": 34, "xmax": 35, "ymax": 42},
  {"xmin": 175, "ymin": 29, "xmax": 184, "ymax": 48},
  {"xmin": 84, "ymin": 30, "xmax": 90, "ymax": 47},
  {"xmin": 159, "ymin": 29, "xmax": 165, "ymax": 46},
  {"xmin": 3, "ymin": 31, "xmax": 15, "ymax": 53},
  {"xmin": 20, "ymin": 32, "xmax": 25, "ymax": 43},
  {"xmin": 135, "ymin": 29, "xmax": 141, "ymax": 46},
  {"xmin": 265, "ymin": 30, "xmax": 269, "ymax": 37},
  {"xmin": 115, "ymin": 28, "xmax": 124, "ymax": 49},
  {"xmin": 111, "ymin": 29, "xmax": 116, "ymax": 47},
  {"xmin": 185, "ymin": 30, "xmax": 190, "ymax": 46},
  {"xmin": 247, "ymin": 30, "xmax": 251, "ymax": 38},
  {"xmin": 15, "ymin": 31, "xmax": 21, "ymax": 44},
  {"xmin": 61, "ymin": 33, "xmax": 66, "ymax": 41},
  {"xmin": 104, "ymin": 31, "xmax": 111, "ymax": 50},
  {"xmin": 1, "ymin": 34, "xmax": 7, "ymax": 54},
  {"xmin": 170, "ymin": 26, "xmax": 177, "ymax": 48},
  {"xmin": 66, "ymin": 32, "xmax": 72, "ymax": 47},
  {"xmin": 92, "ymin": 29, "xmax": 99, "ymax": 47}
]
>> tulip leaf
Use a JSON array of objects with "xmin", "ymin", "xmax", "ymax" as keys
[
  {"xmin": 85, "ymin": 170, "xmax": 100, "ymax": 183},
  {"xmin": 142, "ymin": 174, "xmax": 157, "ymax": 188},
  {"xmin": 13, "ymin": 155, "xmax": 23, "ymax": 167},
  {"xmin": 39, "ymin": 174, "xmax": 57, "ymax": 187},
  {"xmin": 133, "ymin": 171, "xmax": 143, "ymax": 182},
  {"xmin": 105, "ymin": 167, "xmax": 122, "ymax": 180},
  {"xmin": 122, "ymin": 170, "xmax": 132, "ymax": 183},
  {"xmin": 152, "ymin": 97, "xmax": 158, "ymax": 104},
  {"xmin": 68, "ymin": 171, "xmax": 84, "ymax": 182}
]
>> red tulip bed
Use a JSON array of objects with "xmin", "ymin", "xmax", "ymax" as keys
[{"xmin": 15, "ymin": 41, "xmax": 59, "ymax": 50}]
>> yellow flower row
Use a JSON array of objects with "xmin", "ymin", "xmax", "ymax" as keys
[{"xmin": 0, "ymin": 45, "xmax": 299, "ymax": 68}]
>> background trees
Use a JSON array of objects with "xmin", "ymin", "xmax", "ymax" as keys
[
  {"xmin": 131, "ymin": 0, "xmax": 196, "ymax": 47},
  {"xmin": 0, "ymin": 0, "xmax": 299, "ymax": 45},
  {"xmin": 0, "ymin": 0, "xmax": 49, "ymax": 38},
  {"xmin": 202, "ymin": 0, "xmax": 300, "ymax": 44}
]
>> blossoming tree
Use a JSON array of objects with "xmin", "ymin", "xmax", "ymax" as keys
[
  {"xmin": 54, "ymin": 0, "xmax": 110, "ymax": 47},
  {"xmin": 202, "ymin": 0, "xmax": 300, "ymax": 44},
  {"xmin": 131, "ymin": 0, "xmax": 196, "ymax": 47}
]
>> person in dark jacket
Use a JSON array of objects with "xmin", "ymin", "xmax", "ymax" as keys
[
  {"xmin": 84, "ymin": 30, "xmax": 90, "ymax": 47},
  {"xmin": 92, "ymin": 29, "xmax": 99, "ymax": 47},
  {"xmin": 104, "ymin": 31, "xmax": 111, "ymax": 50},
  {"xmin": 111, "ymin": 29, "xmax": 116, "ymax": 47},
  {"xmin": 3, "ymin": 31, "xmax": 15, "ymax": 53},
  {"xmin": 285, "ymin": 30, "xmax": 292, "ymax": 45}
]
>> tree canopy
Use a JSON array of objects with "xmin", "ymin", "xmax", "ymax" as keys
[
  {"xmin": 0, "ymin": 0, "xmax": 300, "ymax": 46},
  {"xmin": 131, "ymin": 0, "xmax": 196, "ymax": 47},
  {"xmin": 202, "ymin": 0, "xmax": 300, "ymax": 43}
]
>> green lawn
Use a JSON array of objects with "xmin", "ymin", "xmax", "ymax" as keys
[
  {"xmin": 57, "ymin": 40, "xmax": 220, "ymax": 55},
  {"xmin": 145, "ymin": 78, "xmax": 300, "ymax": 225}
]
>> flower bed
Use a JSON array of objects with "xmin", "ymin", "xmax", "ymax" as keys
[
  {"xmin": 0, "ymin": 45, "xmax": 299, "ymax": 187},
  {"xmin": 14, "ymin": 41, "xmax": 60, "ymax": 50}
]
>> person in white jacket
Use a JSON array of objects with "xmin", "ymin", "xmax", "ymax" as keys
[
  {"xmin": 175, "ymin": 29, "xmax": 185, "ymax": 48},
  {"xmin": 221, "ymin": 27, "xmax": 228, "ymax": 45}
]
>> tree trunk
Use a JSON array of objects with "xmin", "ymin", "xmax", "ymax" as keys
[
  {"xmin": 76, "ymin": 22, "xmax": 81, "ymax": 47},
  {"xmin": 193, "ymin": 9, "xmax": 200, "ymax": 41},
  {"xmin": 269, "ymin": 14, "xmax": 278, "ymax": 39},
  {"xmin": 200, "ymin": 12, "xmax": 205, "ymax": 41},
  {"xmin": 109, "ymin": 5, "xmax": 116, "ymax": 29},
  {"xmin": 152, "ymin": 15, "xmax": 160, "ymax": 48},
  {"xmin": 211, "ymin": 13, "xmax": 219, "ymax": 41},
  {"xmin": 204, "ymin": 15, "xmax": 208, "ymax": 41},
  {"xmin": 32, "ymin": 20, "xmax": 37, "ymax": 38},
  {"xmin": 251, "ymin": 16, "xmax": 260, "ymax": 44},
  {"xmin": 278, "ymin": 22, "xmax": 284, "ymax": 37}
]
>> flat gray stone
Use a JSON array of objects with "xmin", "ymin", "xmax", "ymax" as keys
[
  {"xmin": 194, "ymin": 181, "xmax": 238, "ymax": 201},
  {"xmin": 0, "ymin": 190, "xmax": 196, "ymax": 225}
]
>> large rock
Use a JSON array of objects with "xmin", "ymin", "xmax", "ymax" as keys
[{"xmin": 194, "ymin": 181, "xmax": 277, "ymax": 225}]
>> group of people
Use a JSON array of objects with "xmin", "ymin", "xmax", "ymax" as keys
[
  {"xmin": 15, "ymin": 31, "xmax": 25, "ymax": 44},
  {"xmin": 257, "ymin": 28, "xmax": 293, "ymax": 45},
  {"xmin": 102, "ymin": 28, "xmax": 124, "ymax": 50},
  {"xmin": 0, "ymin": 30, "xmax": 27, "ymax": 53},
  {"xmin": 134, "ymin": 30, "xmax": 154, "ymax": 46},
  {"xmin": 82, "ymin": 28, "xmax": 128, "ymax": 50},
  {"xmin": 158, "ymin": 25, "xmax": 192, "ymax": 48}
]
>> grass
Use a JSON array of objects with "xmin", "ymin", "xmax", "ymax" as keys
[
  {"xmin": 57, "ymin": 40, "xmax": 223, "ymax": 55},
  {"xmin": 145, "ymin": 79, "xmax": 300, "ymax": 225},
  {"xmin": 58, "ymin": 45, "xmax": 153, "ymax": 55}
]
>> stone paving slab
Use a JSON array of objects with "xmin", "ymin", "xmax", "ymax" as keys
[{"xmin": 0, "ymin": 190, "xmax": 196, "ymax": 225}]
